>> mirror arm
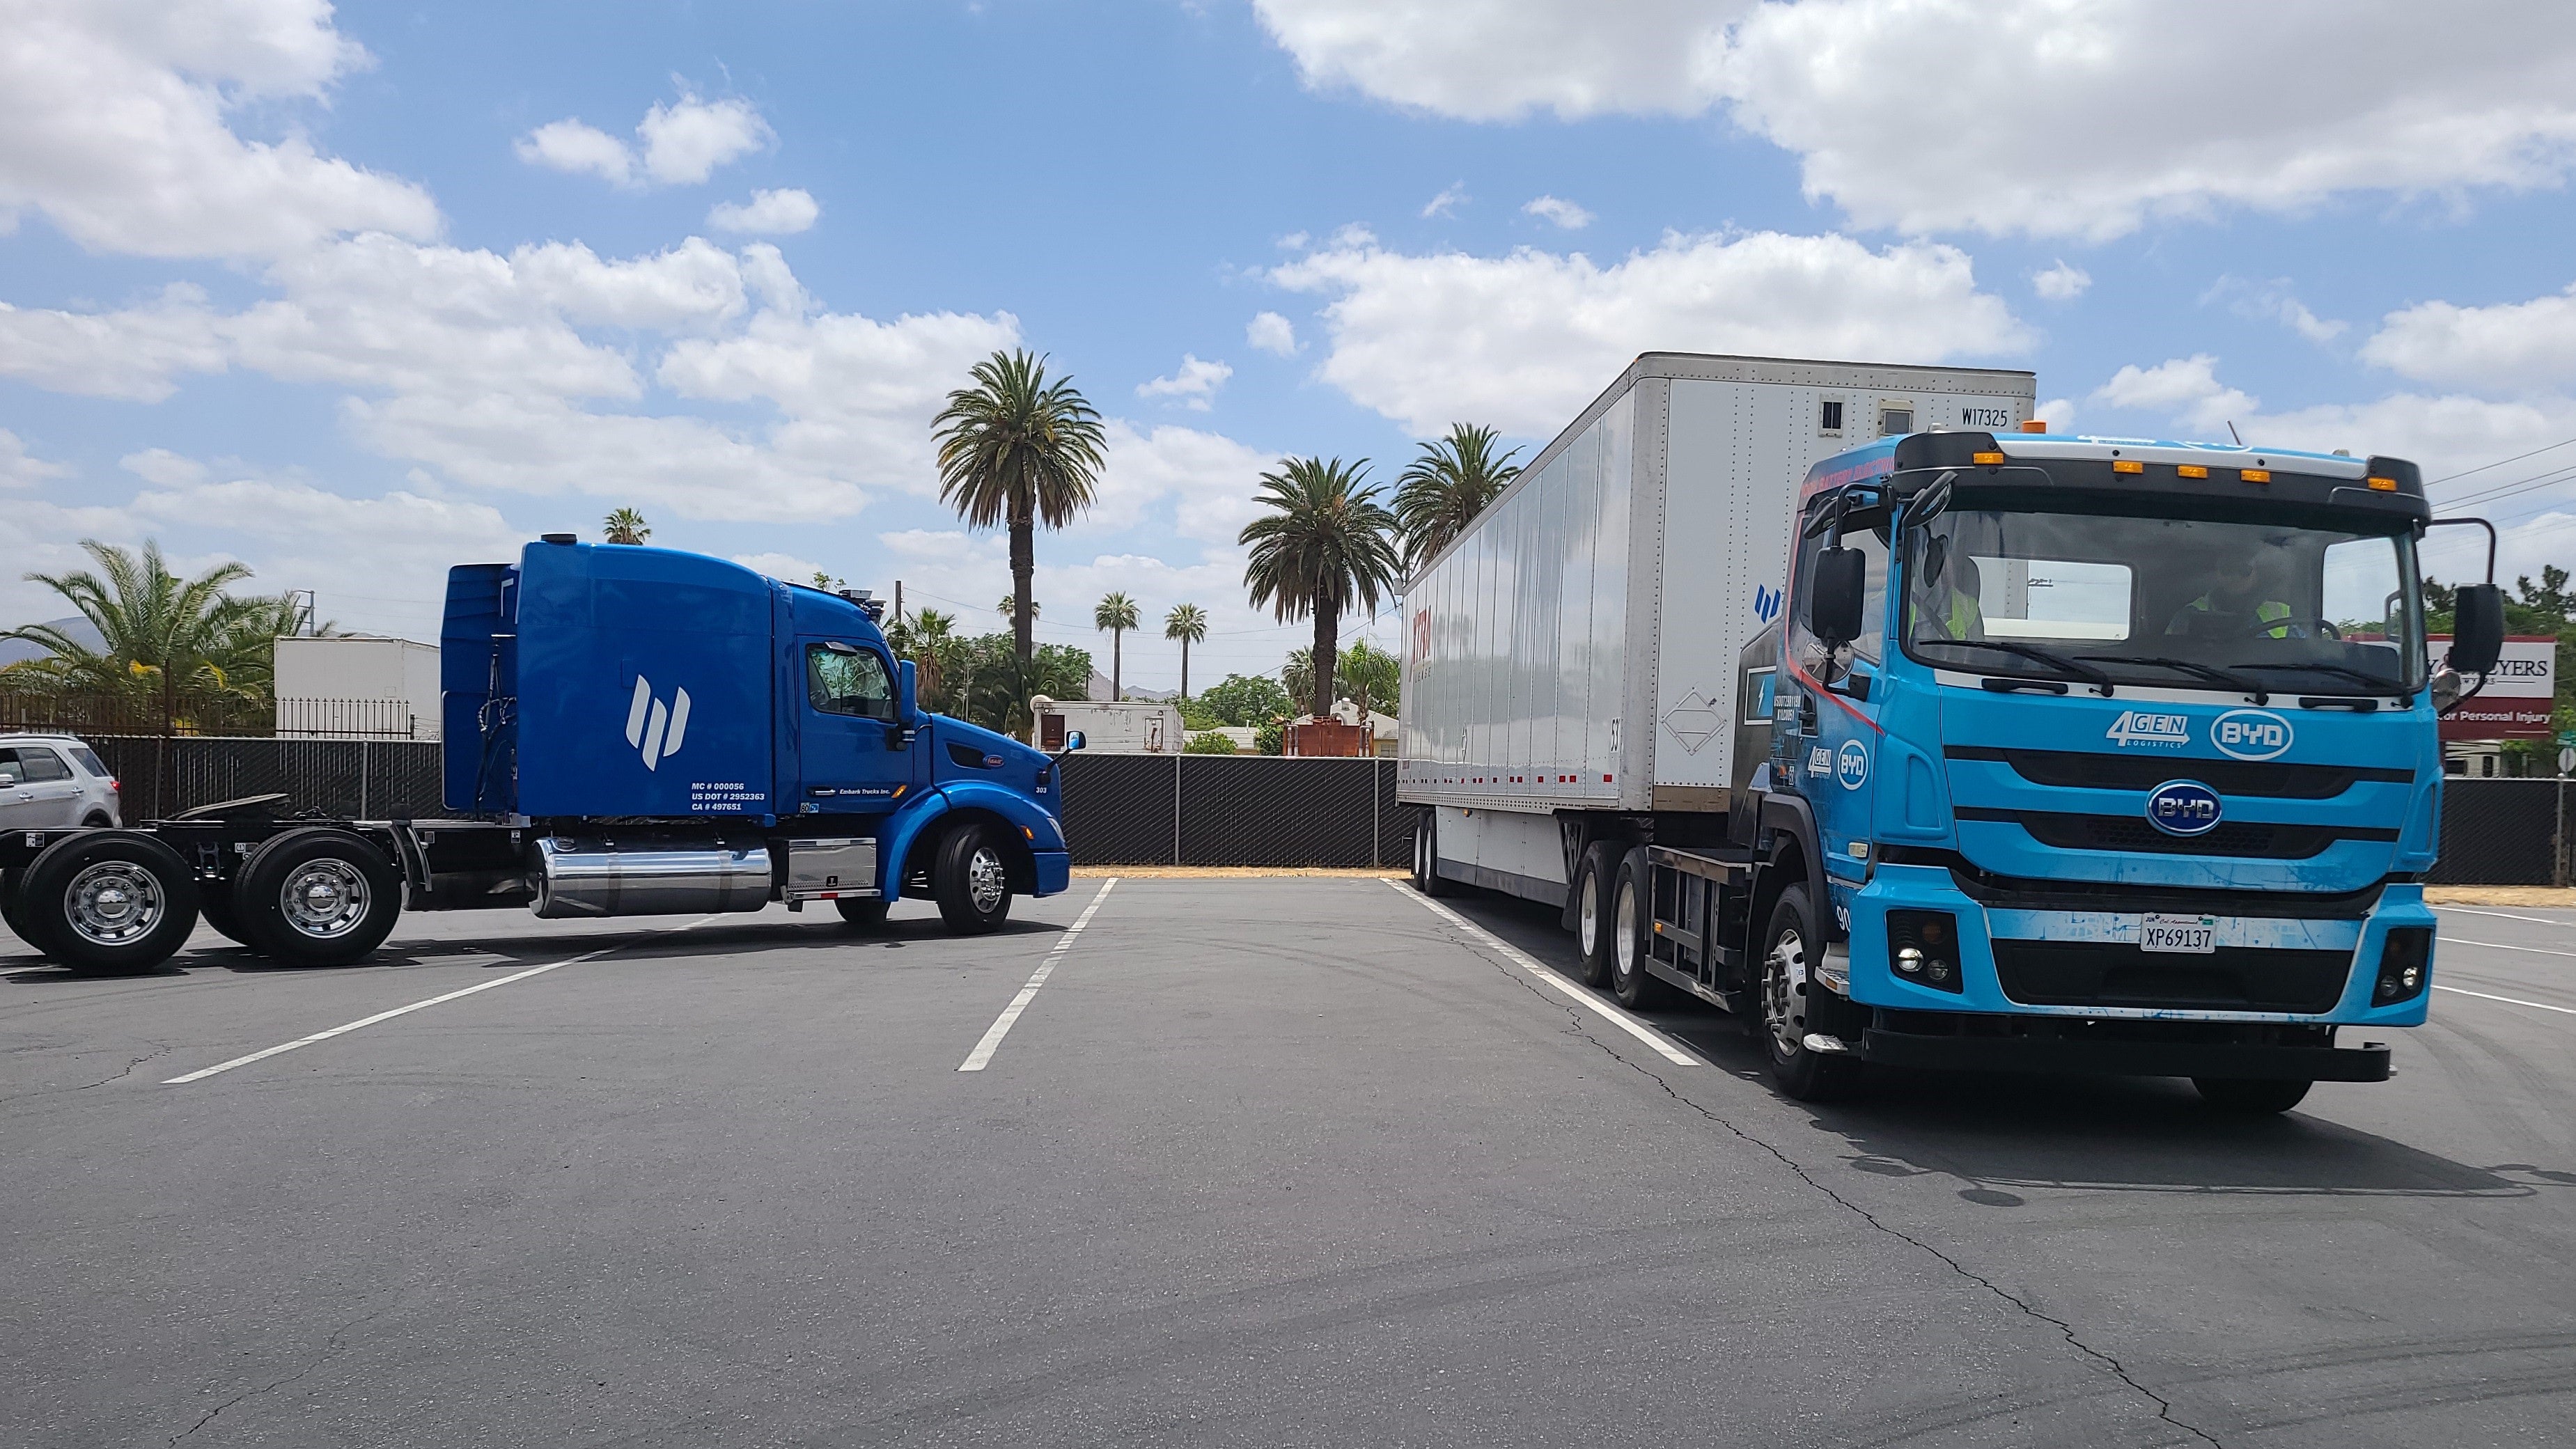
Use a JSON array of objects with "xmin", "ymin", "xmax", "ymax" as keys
[{"xmin": 2423, "ymin": 516, "xmax": 2499, "ymax": 582}]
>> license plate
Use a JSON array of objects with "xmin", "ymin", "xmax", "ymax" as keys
[{"xmin": 2139, "ymin": 914, "xmax": 2217, "ymax": 954}]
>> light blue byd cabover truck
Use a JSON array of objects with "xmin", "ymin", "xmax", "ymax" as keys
[{"xmin": 1401, "ymin": 354, "xmax": 2506, "ymax": 1111}]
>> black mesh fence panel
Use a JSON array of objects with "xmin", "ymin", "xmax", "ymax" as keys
[
  {"xmin": 1059, "ymin": 753, "xmax": 1180, "ymax": 864},
  {"xmin": 1178, "ymin": 756, "xmax": 1380, "ymax": 867},
  {"xmin": 2430, "ymin": 778, "xmax": 2564, "ymax": 886},
  {"xmin": 80, "ymin": 736, "xmax": 448, "ymax": 822},
  {"xmin": 1375, "ymin": 762, "xmax": 1413, "ymax": 868}
]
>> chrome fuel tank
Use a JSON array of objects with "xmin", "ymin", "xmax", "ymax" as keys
[{"xmin": 531, "ymin": 836, "xmax": 772, "ymax": 918}]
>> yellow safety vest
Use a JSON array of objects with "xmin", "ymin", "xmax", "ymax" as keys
[{"xmin": 2187, "ymin": 594, "xmax": 2293, "ymax": 638}]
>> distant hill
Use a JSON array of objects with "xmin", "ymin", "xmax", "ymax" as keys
[
  {"xmin": 1087, "ymin": 671, "xmax": 1175, "ymax": 703},
  {"xmin": 0, "ymin": 616, "xmax": 104, "ymax": 668}
]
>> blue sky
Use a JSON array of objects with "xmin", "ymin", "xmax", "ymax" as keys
[{"xmin": 6, "ymin": 1, "xmax": 2576, "ymax": 693}]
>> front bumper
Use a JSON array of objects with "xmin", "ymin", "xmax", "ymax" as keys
[
  {"xmin": 1860, "ymin": 1024, "xmax": 2390, "ymax": 1081},
  {"xmin": 1842, "ymin": 862, "xmax": 2436, "ymax": 1029}
]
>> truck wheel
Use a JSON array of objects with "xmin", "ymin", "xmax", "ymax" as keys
[
  {"xmin": 1, "ymin": 868, "xmax": 40, "ymax": 951},
  {"xmin": 1572, "ymin": 842, "xmax": 1618, "ymax": 987},
  {"xmin": 17, "ymin": 831, "xmax": 198, "ymax": 974},
  {"xmin": 1413, "ymin": 813, "xmax": 1455, "ymax": 897},
  {"xmin": 2193, "ymin": 1077, "xmax": 2311, "ymax": 1114},
  {"xmin": 1758, "ymin": 884, "xmax": 1863, "ymax": 1102},
  {"xmin": 932, "ymin": 824, "xmax": 1013, "ymax": 934},
  {"xmin": 196, "ymin": 888, "xmax": 260, "ymax": 953},
  {"xmin": 1608, "ymin": 849, "xmax": 1666, "ymax": 1009},
  {"xmin": 237, "ymin": 829, "xmax": 403, "ymax": 967},
  {"xmin": 834, "ymin": 897, "xmax": 891, "ymax": 931}
]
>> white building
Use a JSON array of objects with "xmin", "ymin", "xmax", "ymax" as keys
[
  {"xmin": 274, "ymin": 636, "xmax": 441, "ymax": 740},
  {"xmin": 1031, "ymin": 696, "xmax": 1185, "ymax": 753}
]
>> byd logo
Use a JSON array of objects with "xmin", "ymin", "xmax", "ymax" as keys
[
  {"xmin": 2212, "ymin": 709, "xmax": 2293, "ymax": 762},
  {"xmin": 2146, "ymin": 780, "xmax": 2224, "ymax": 837},
  {"xmin": 625, "ymin": 675, "xmax": 692, "ymax": 772}
]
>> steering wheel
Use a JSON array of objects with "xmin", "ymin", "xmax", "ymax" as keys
[{"xmin": 2236, "ymin": 616, "xmax": 2341, "ymax": 640}]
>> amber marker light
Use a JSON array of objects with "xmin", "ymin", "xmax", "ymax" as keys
[
  {"xmin": 1972, "ymin": 451, "xmax": 2006, "ymax": 464},
  {"xmin": 2240, "ymin": 468, "xmax": 2272, "ymax": 483},
  {"xmin": 2368, "ymin": 475, "xmax": 2398, "ymax": 491},
  {"xmin": 2112, "ymin": 459, "xmax": 2145, "ymax": 473},
  {"xmin": 2177, "ymin": 464, "xmax": 2210, "ymax": 478}
]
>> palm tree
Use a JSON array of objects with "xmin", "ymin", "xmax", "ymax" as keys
[
  {"xmin": 0, "ymin": 540, "xmax": 272, "ymax": 733},
  {"xmin": 907, "ymin": 608, "xmax": 960, "ymax": 711},
  {"xmin": 1393, "ymin": 423, "xmax": 1521, "ymax": 572},
  {"xmin": 997, "ymin": 595, "xmax": 1040, "ymax": 622},
  {"xmin": 934, "ymin": 349, "xmax": 1107, "ymax": 666},
  {"xmin": 1337, "ymin": 638, "xmax": 1400, "ymax": 723},
  {"xmin": 1281, "ymin": 647, "xmax": 1313, "ymax": 712},
  {"xmin": 1240, "ymin": 457, "xmax": 1400, "ymax": 721},
  {"xmin": 603, "ymin": 508, "xmax": 651, "ymax": 545},
  {"xmin": 1093, "ymin": 592, "xmax": 1139, "ymax": 700},
  {"xmin": 1163, "ymin": 603, "xmax": 1207, "ymax": 698}
]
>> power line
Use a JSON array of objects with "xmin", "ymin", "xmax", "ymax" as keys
[{"xmin": 2426, "ymin": 433, "xmax": 2576, "ymax": 488}]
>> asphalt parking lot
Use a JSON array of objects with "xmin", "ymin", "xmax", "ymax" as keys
[{"xmin": 4, "ymin": 882, "xmax": 2572, "ymax": 1448}]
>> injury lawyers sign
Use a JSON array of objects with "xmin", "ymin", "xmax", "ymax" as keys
[{"xmin": 2433, "ymin": 634, "xmax": 2558, "ymax": 740}]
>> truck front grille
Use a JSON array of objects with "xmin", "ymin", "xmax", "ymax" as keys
[
  {"xmin": 1992, "ymin": 941, "xmax": 2352, "ymax": 1014},
  {"xmin": 1957, "ymin": 808, "xmax": 2396, "ymax": 860},
  {"xmin": 1946, "ymin": 746, "xmax": 2410, "ymax": 799}
]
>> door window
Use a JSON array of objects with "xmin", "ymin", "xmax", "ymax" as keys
[
  {"xmin": 8, "ymin": 746, "xmax": 71, "ymax": 782},
  {"xmin": 807, "ymin": 644, "xmax": 896, "ymax": 720}
]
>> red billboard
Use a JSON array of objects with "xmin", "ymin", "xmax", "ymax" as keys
[{"xmin": 2430, "ymin": 634, "xmax": 2559, "ymax": 740}]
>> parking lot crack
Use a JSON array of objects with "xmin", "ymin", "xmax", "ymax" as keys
[
  {"xmin": 1457, "ymin": 938, "xmax": 2222, "ymax": 1449},
  {"xmin": 166, "ymin": 1298, "xmax": 393, "ymax": 1446},
  {"xmin": 79, "ymin": 1042, "xmax": 173, "ymax": 1090}
]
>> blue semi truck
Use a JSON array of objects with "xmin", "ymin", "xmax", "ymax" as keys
[
  {"xmin": 0, "ymin": 535, "xmax": 1070, "ymax": 973},
  {"xmin": 1402, "ymin": 355, "xmax": 2506, "ymax": 1111}
]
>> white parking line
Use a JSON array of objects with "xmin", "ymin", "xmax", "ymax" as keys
[
  {"xmin": 2435, "ymin": 984, "xmax": 2576, "ymax": 1017},
  {"xmin": 2436, "ymin": 905, "xmax": 2575, "ymax": 927},
  {"xmin": 958, "ymin": 879, "xmax": 1117, "ymax": 1072},
  {"xmin": 1387, "ymin": 880, "xmax": 1704, "ymax": 1067},
  {"xmin": 2442, "ymin": 937, "xmax": 2576, "ymax": 960},
  {"xmin": 164, "ymin": 918, "xmax": 718, "ymax": 1085}
]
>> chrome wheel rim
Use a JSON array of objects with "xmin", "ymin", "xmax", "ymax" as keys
[
  {"xmin": 1612, "ymin": 877, "xmax": 1637, "ymax": 982},
  {"xmin": 966, "ymin": 846, "xmax": 1007, "ymax": 914},
  {"xmin": 1765, "ymin": 925, "xmax": 1808, "ymax": 1054},
  {"xmin": 279, "ymin": 859, "xmax": 369, "ymax": 940},
  {"xmin": 1578, "ymin": 872, "xmax": 1600, "ymax": 957},
  {"xmin": 64, "ymin": 860, "xmax": 164, "ymax": 948}
]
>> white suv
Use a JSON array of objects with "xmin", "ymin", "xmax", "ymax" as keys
[{"xmin": 0, "ymin": 734, "xmax": 121, "ymax": 828}]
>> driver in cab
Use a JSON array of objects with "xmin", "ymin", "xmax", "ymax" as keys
[
  {"xmin": 2167, "ymin": 556, "xmax": 2299, "ymax": 639},
  {"xmin": 1910, "ymin": 540, "xmax": 1985, "ymax": 643}
]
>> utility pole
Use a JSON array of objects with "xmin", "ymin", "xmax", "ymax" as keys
[
  {"xmin": 893, "ymin": 579, "xmax": 903, "ymax": 625},
  {"xmin": 288, "ymin": 589, "xmax": 317, "ymax": 636}
]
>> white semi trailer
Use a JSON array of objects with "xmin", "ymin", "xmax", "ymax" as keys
[{"xmin": 1397, "ymin": 352, "xmax": 2037, "ymax": 898}]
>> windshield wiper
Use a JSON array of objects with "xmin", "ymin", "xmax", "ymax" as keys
[
  {"xmin": 2237, "ymin": 661, "xmax": 2410, "ymax": 697},
  {"xmin": 1918, "ymin": 637, "xmax": 2116, "ymax": 694},
  {"xmin": 2077, "ymin": 655, "xmax": 2270, "ymax": 704}
]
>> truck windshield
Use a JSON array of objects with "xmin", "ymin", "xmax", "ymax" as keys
[{"xmin": 1902, "ymin": 501, "xmax": 2425, "ymax": 695}]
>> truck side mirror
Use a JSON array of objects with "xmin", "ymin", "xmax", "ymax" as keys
[
  {"xmin": 1808, "ymin": 546, "xmax": 1866, "ymax": 647},
  {"xmin": 898, "ymin": 659, "xmax": 921, "ymax": 721},
  {"xmin": 2449, "ymin": 583, "xmax": 2505, "ymax": 675},
  {"xmin": 1063, "ymin": 731, "xmax": 1086, "ymax": 751}
]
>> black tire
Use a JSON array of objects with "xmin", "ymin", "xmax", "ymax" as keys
[
  {"xmin": 834, "ymin": 897, "xmax": 891, "ymax": 930},
  {"xmin": 236, "ymin": 828, "xmax": 403, "ymax": 967},
  {"xmin": 1571, "ymin": 841, "xmax": 1619, "ymax": 987},
  {"xmin": 1756, "ymin": 884, "xmax": 1864, "ymax": 1102},
  {"xmin": 1414, "ymin": 812, "xmax": 1455, "ymax": 897},
  {"xmin": 2194, "ymin": 1077, "xmax": 2312, "ymax": 1114},
  {"xmin": 1, "ymin": 867, "xmax": 42, "ymax": 953},
  {"xmin": 196, "ymin": 888, "xmax": 260, "ymax": 952},
  {"xmin": 932, "ymin": 824, "xmax": 1013, "ymax": 934},
  {"xmin": 81, "ymin": 813, "xmax": 114, "ymax": 829},
  {"xmin": 17, "ymin": 831, "xmax": 199, "ymax": 974},
  {"xmin": 1607, "ymin": 849, "xmax": 1666, "ymax": 1010}
]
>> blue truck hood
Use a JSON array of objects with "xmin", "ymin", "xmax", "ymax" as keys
[{"xmin": 1926, "ymin": 687, "xmax": 2440, "ymax": 893}]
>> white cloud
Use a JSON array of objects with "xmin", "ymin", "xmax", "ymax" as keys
[
  {"xmin": 708, "ymin": 187, "xmax": 819, "ymax": 235},
  {"xmin": 2091, "ymin": 354, "xmax": 2258, "ymax": 435},
  {"xmin": 1420, "ymin": 182, "xmax": 1468, "ymax": 219},
  {"xmin": 1270, "ymin": 229, "xmax": 2029, "ymax": 435},
  {"xmin": 0, "ymin": 285, "xmax": 227, "ymax": 401},
  {"xmin": 517, "ymin": 93, "xmax": 775, "ymax": 189},
  {"xmin": 1136, "ymin": 354, "xmax": 1233, "ymax": 411},
  {"xmin": 733, "ymin": 551, "xmax": 831, "ymax": 584},
  {"xmin": 2361, "ymin": 282, "xmax": 2576, "ymax": 392},
  {"xmin": 1245, "ymin": 311, "xmax": 1299, "ymax": 356},
  {"xmin": 0, "ymin": 0, "xmax": 439, "ymax": 259},
  {"xmin": 2031, "ymin": 398, "xmax": 2076, "ymax": 434},
  {"xmin": 1252, "ymin": 0, "xmax": 1738, "ymax": 120},
  {"xmin": 2205, "ymin": 276, "xmax": 2346, "ymax": 343},
  {"xmin": 2032, "ymin": 261, "xmax": 2090, "ymax": 301},
  {"xmin": 0, "ymin": 430, "xmax": 71, "ymax": 489},
  {"xmin": 118, "ymin": 448, "xmax": 203, "ymax": 486},
  {"xmin": 1522, "ymin": 195, "xmax": 1593, "ymax": 230},
  {"xmin": 515, "ymin": 119, "xmax": 635, "ymax": 186},
  {"xmin": 1276, "ymin": 231, "xmax": 1310, "ymax": 251},
  {"xmin": 1257, "ymin": 0, "xmax": 2576, "ymax": 240},
  {"xmin": 1081, "ymin": 421, "xmax": 1275, "ymax": 544}
]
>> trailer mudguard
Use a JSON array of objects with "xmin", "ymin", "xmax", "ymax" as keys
[{"xmin": 879, "ymin": 781, "xmax": 1070, "ymax": 900}]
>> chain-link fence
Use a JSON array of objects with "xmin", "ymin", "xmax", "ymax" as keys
[
  {"xmin": 2429, "ymin": 778, "xmax": 2569, "ymax": 886},
  {"xmin": 1059, "ymin": 754, "xmax": 1408, "ymax": 868}
]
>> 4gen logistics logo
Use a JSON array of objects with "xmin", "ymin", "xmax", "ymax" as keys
[{"xmin": 2105, "ymin": 710, "xmax": 2189, "ymax": 749}]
